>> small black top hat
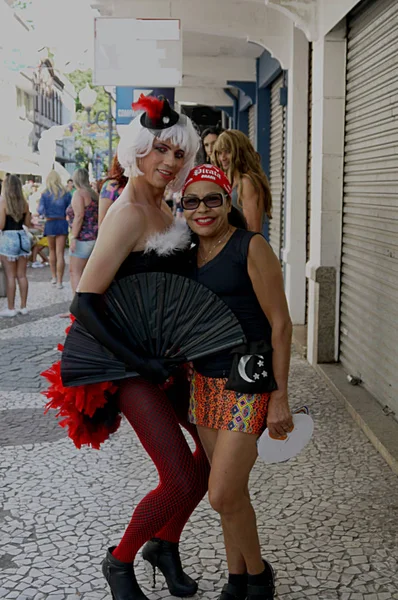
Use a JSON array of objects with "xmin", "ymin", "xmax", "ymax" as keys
[{"xmin": 132, "ymin": 94, "xmax": 180, "ymax": 130}]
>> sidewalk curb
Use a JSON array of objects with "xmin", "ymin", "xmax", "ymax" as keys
[{"xmin": 314, "ymin": 362, "xmax": 398, "ymax": 477}]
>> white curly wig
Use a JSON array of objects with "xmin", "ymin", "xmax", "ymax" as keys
[{"xmin": 117, "ymin": 113, "xmax": 200, "ymax": 193}]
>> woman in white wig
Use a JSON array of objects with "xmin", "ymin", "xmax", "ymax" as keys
[{"xmin": 68, "ymin": 96, "xmax": 209, "ymax": 600}]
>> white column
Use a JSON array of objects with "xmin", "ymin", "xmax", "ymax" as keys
[
  {"xmin": 306, "ymin": 21, "xmax": 347, "ymax": 364},
  {"xmin": 282, "ymin": 27, "xmax": 309, "ymax": 325}
]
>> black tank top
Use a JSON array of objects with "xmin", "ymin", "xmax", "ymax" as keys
[
  {"xmin": 193, "ymin": 229, "xmax": 272, "ymax": 378},
  {"xmin": 4, "ymin": 214, "xmax": 24, "ymax": 231}
]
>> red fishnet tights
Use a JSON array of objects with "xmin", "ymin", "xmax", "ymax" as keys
[{"xmin": 112, "ymin": 376, "xmax": 209, "ymax": 564}]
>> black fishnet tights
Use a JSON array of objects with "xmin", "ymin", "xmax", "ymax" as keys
[{"xmin": 112, "ymin": 376, "xmax": 209, "ymax": 564}]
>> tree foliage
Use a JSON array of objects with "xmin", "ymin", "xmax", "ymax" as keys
[
  {"xmin": 66, "ymin": 69, "xmax": 109, "ymax": 114},
  {"xmin": 67, "ymin": 70, "xmax": 118, "ymax": 175}
]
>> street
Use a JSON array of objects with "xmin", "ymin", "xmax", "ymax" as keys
[{"xmin": 1, "ymin": 267, "xmax": 398, "ymax": 600}]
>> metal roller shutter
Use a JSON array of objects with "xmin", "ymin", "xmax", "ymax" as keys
[
  {"xmin": 340, "ymin": 0, "xmax": 398, "ymax": 417},
  {"xmin": 269, "ymin": 74, "xmax": 286, "ymax": 258},
  {"xmin": 248, "ymin": 104, "xmax": 256, "ymax": 147}
]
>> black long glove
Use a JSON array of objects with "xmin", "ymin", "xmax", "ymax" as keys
[{"xmin": 70, "ymin": 292, "xmax": 170, "ymax": 384}]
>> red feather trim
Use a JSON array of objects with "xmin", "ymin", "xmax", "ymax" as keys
[
  {"xmin": 65, "ymin": 314, "xmax": 76, "ymax": 336},
  {"xmin": 132, "ymin": 94, "xmax": 164, "ymax": 121},
  {"xmin": 41, "ymin": 360, "xmax": 119, "ymax": 450}
]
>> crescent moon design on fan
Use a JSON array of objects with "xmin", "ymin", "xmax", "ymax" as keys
[{"xmin": 238, "ymin": 355, "xmax": 263, "ymax": 384}]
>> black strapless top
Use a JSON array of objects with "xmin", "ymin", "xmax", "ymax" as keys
[{"xmin": 115, "ymin": 248, "xmax": 192, "ymax": 280}]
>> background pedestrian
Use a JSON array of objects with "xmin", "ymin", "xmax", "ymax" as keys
[
  {"xmin": 213, "ymin": 130, "xmax": 271, "ymax": 233},
  {"xmin": 38, "ymin": 171, "xmax": 71, "ymax": 289},
  {"xmin": 0, "ymin": 175, "xmax": 32, "ymax": 317},
  {"xmin": 98, "ymin": 153, "xmax": 127, "ymax": 226},
  {"xmin": 201, "ymin": 126, "xmax": 224, "ymax": 163},
  {"xmin": 66, "ymin": 168, "xmax": 99, "ymax": 294}
]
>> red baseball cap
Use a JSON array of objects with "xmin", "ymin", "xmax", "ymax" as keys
[{"xmin": 182, "ymin": 164, "xmax": 232, "ymax": 196}]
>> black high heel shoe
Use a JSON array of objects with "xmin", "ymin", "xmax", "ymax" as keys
[
  {"xmin": 102, "ymin": 546, "xmax": 149, "ymax": 600},
  {"xmin": 142, "ymin": 538, "xmax": 198, "ymax": 597}
]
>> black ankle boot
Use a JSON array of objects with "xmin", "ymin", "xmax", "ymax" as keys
[
  {"xmin": 218, "ymin": 582, "xmax": 247, "ymax": 600},
  {"xmin": 247, "ymin": 559, "xmax": 275, "ymax": 600},
  {"xmin": 102, "ymin": 546, "xmax": 149, "ymax": 600},
  {"xmin": 142, "ymin": 538, "xmax": 198, "ymax": 597}
]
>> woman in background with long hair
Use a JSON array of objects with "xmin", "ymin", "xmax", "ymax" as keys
[
  {"xmin": 66, "ymin": 168, "xmax": 99, "ymax": 294},
  {"xmin": 98, "ymin": 153, "xmax": 128, "ymax": 226},
  {"xmin": 38, "ymin": 171, "xmax": 72, "ymax": 288},
  {"xmin": 201, "ymin": 125, "xmax": 223, "ymax": 163},
  {"xmin": 213, "ymin": 130, "xmax": 271, "ymax": 233},
  {"xmin": 0, "ymin": 175, "xmax": 31, "ymax": 317}
]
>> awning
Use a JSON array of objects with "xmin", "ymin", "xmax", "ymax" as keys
[{"xmin": 0, "ymin": 157, "xmax": 41, "ymax": 176}]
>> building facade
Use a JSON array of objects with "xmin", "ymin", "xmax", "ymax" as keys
[
  {"xmin": 0, "ymin": 1, "xmax": 76, "ymax": 180},
  {"xmin": 32, "ymin": 59, "xmax": 76, "ymax": 175},
  {"xmin": 92, "ymin": 0, "xmax": 398, "ymax": 434}
]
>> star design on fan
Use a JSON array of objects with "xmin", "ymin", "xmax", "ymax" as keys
[
  {"xmin": 261, "ymin": 371, "xmax": 268, "ymax": 378},
  {"xmin": 257, "ymin": 360, "xmax": 264, "ymax": 367},
  {"xmin": 253, "ymin": 373, "xmax": 260, "ymax": 380}
]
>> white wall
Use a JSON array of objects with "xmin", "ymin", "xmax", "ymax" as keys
[
  {"xmin": 282, "ymin": 27, "xmax": 309, "ymax": 325},
  {"xmin": 306, "ymin": 20, "xmax": 347, "ymax": 364},
  {"xmin": 319, "ymin": 0, "xmax": 360, "ymax": 36}
]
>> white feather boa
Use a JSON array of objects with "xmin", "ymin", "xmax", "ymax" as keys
[{"xmin": 144, "ymin": 219, "xmax": 192, "ymax": 256}]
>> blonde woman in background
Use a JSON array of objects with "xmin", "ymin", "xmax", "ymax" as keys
[
  {"xmin": 38, "ymin": 171, "xmax": 72, "ymax": 289},
  {"xmin": 213, "ymin": 130, "xmax": 271, "ymax": 233},
  {"xmin": 0, "ymin": 175, "xmax": 32, "ymax": 317},
  {"xmin": 66, "ymin": 168, "xmax": 99, "ymax": 294}
]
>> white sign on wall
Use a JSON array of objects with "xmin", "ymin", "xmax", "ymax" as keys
[{"xmin": 94, "ymin": 18, "xmax": 182, "ymax": 87}]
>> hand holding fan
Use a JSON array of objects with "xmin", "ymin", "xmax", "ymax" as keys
[
  {"xmin": 61, "ymin": 272, "xmax": 246, "ymax": 387},
  {"xmin": 257, "ymin": 406, "xmax": 314, "ymax": 464}
]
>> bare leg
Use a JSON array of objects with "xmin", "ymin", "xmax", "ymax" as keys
[
  {"xmin": 207, "ymin": 429, "xmax": 264, "ymax": 575},
  {"xmin": 47, "ymin": 236, "xmax": 56, "ymax": 279},
  {"xmin": 1, "ymin": 258, "xmax": 17, "ymax": 310},
  {"xmin": 16, "ymin": 257, "xmax": 28, "ymax": 309},
  {"xmin": 31, "ymin": 244, "xmax": 39, "ymax": 262},
  {"xmin": 55, "ymin": 235, "xmax": 67, "ymax": 284},
  {"xmin": 38, "ymin": 247, "xmax": 48, "ymax": 263},
  {"xmin": 69, "ymin": 255, "xmax": 88, "ymax": 295},
  {"xmin": 198, "ymin": 426, "xmax": 247, "ymax": 575}
]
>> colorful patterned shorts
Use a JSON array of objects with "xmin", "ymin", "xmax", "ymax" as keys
[{"xmin": 189, "ymin": 370, "xmax": 270, "ymax": 435}]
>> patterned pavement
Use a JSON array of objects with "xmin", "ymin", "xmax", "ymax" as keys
[{"xmin": 1, "ymin": 265, "xmax": 398, "ymax": 600}]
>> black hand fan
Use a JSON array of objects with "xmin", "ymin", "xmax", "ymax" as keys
[{"xmin": 61, "ymin": 271, "xmax": 246, "ymax": 386}]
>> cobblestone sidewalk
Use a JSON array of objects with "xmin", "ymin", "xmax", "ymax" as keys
[{"xmin": 1, "ymin": 268, "xmax": 398, "ymax": 600}]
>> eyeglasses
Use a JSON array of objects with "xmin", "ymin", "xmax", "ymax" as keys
[{"xmin": 181, "ymin": 192, "xmax": 225, "ymax": 210}]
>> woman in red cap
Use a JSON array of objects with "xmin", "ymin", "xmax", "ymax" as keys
[
  {"xmin": 68, "ymin": 97, "xmax": 209, "ymax": 600},
  {"xmin": 182, "ymin": 164, "xmax": 293, "ymax": 600}
]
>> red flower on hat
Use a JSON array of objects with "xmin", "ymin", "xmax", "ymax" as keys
[{"xmin": 132, "ymin": 94, "xmax": 164, "ymax": 121}]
